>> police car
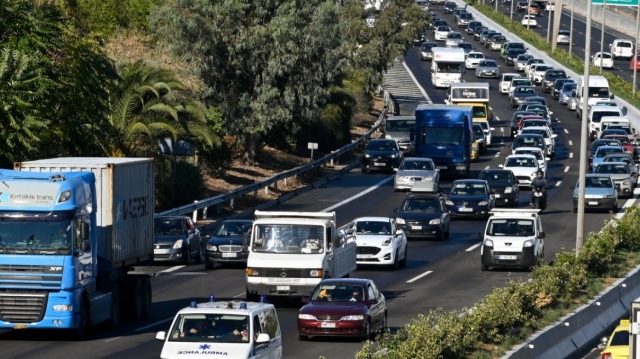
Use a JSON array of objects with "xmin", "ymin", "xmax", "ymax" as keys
[
  {"xmin": 479, "ymin": 209, "xmax": 545, "ymax": 271},
  {"xmin": 156, "ymin": 297, "xmax": 282, "ymax": 359}
]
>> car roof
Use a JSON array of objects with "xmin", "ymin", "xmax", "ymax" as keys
[
  {"xmin": 480, "ymin": 169, "xmax": 512, "ymax": 173},
  {"xmin": 354, "ymin": 217, "xmax": 393, "ymax": 222},
  {"xmin": 521, "ymin": 126, "xmax": 549, "ymax": 130},
  {"xmin": 516, "ymin": 133, "xmax": 544, "ymax": 138},
  {"xmin": 176, "ymin": 300, "xmax": 275, "ymax": 315},
  {"xmin": 597, "ymin": 145, "xmax": 623, "ymax": 150},
  {"xmin": 318, "ymin": 278, "xmax": 375, "ymax": 286}
]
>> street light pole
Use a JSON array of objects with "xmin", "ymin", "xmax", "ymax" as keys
[
  {"xmin": 570, "ymin": 0, "xmax": 575, "ymax": 55},
  {"xmin": 547, "ymin": 7, "xmax": 552, "ymax": 42},
  {"xmin": 552, "ymin": 0, "xmax": 564, "ymax": 51},
  {"xmin": 495, "ymin": 0, "xmax": 498, "ymax": 12},
  {"xmin": 634, "ymin": 6, "xmax": 640, "ymax": 95},
  {"xmin": 599, "ymin": 0, "xmax": 607, "ymax": 74},
  {"xmin": 577, "ymin": 0, "xmax": 594, "ymax": 257},
  {"xmin": 511, "ymin": 0, "xmax": 515, "ymax": 20}
]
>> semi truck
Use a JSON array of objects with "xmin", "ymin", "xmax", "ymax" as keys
[
  {"xmin": 383, "ymin": 115, "xmax": 416, "ymax": 154},
  {"xmin": 413, "ymin": 105, "xmax": 473, "ymax": 178},
  {"xmin": 431, "ymin": 47, "xmax": 466, "ymax": 88},
  {"xmin": 446, "ymin": 82, "xmax": 493, "ymax": 122},
  {"xmin": 2, "ymin": 157, "xmax": 155, "ymax": 339},
  {"xmin": 245, "ymin": 211, "xmax": 357, "ymax": 300}
]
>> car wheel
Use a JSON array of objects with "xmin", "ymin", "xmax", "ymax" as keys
[
  {"xmin": 444, "ymin": 224, "xmax": 451, "ymax": 239},
  {"xmin": 390, "ymin": 250, "xmax": 400, "ymax": 270},
  {"xmin": 436, "ymin": 230, "xmax": 444, "ymax": 241},
  {"xmin": 362, "ymin": 319, "xmax": 372, "ymax": 341},
  {"xmin": 361, "ymin": 166, "xmax": 369, "ymax": 173},
  {"xmin": 399, "ymin": 246, "xmax": 407, "ymax": 267},
  {"xmin": 196, "ymin": 245, "xmax": 204, "ymax": 263},
  {"xmin": 612, "ymin": 202, "xmax": 618, "ymax": 212},
  {"xmin": 380, "ymin": 312, "xmax": 388, "ymax": 332},
  {"xmin": 481, "ymin": 263, "xmax": 489, "ymax": 271},
  {"xmin": 298, "ymin": 335, "xmax": 309, "ymax": 341},
  {"xmin": 182, "ymin": 247, "xmax": 190, "ymax": 265}
]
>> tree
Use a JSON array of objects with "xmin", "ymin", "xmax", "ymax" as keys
[{"xmin": 149, "ymin": 0, "xmax": 344, "ymax": 164}]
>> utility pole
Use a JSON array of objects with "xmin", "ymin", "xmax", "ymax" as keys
[
  {"xmin": 634, "ymin": 6, "xmax": 640, "ymax": 95},
  {"xmin": 551, "ymin": 0, "xmax": 564, "ymax": 51},
  {"xmin": 599, "ymin": 0, "xmax": 607, "ymax": 74},
  {"xmin": 511, "ymin": 0, "xmax": 515, "ymax": 20},
  {"xmin": 570, "ymin": 0, "xmax": 575, "ymax": 55}
]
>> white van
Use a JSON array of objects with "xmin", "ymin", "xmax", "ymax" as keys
[
  {"xmin": 588, "ymin": 105, "xmax": 624, "ymax": 141},
  {"xmin": 576, "ymin": 75, "xmax": 613, "ymax": 119},
  {"xmin": 431, "ymin": 47, "xmax": 466, "ymax": 88},
  {"xmin": 157, "ymin": 300, "xmax": 282, "ymax": 359}
]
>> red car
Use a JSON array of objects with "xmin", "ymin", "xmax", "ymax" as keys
[
  {"xmin": 603, "ymin": 135, "xmax": 633, "ymax": 154},
  {"xmin": 297, "ymin": 278, "xmax": 387, "ymax": 341},
  {"xmin": 630, "ymin": 56, "xmax": 640, "ymax": 70},
  {"xmin": 516, "ymin": 115, "xmax": 545, "ymax": 131}
]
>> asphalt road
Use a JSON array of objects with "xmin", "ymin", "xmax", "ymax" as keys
[{"xmin": 1, "ymin": 6, "xmax": 639, "ymax": 359}]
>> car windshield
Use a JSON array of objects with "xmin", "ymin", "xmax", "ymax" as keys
[
  {"xmin": 591, "ymin": 111, "xmax": 621, "ymax": 123},
  {"xmin": 486, "ymin": 219, "xmax": 535, "ymax": 236},
  {"xmin": 312, "ymin": 284, "xmax": 366, "ymax": 302},
  {"xmin": 460, "ymin": 13, "xmax": 473, "ymax": 19},
  {"xmin": 596, "ymin": 148, "xmax": 624, "ymax": 158},
  {"xmin": 436, "ymin": 63, "xmax": 462, "ymax": 73},
  {"xmin": 509, "ymin": 43, "xmax": 525, "ymax": 49},
  {"xmin": 448, "ymin": 33, "xmax": 462, "ymax": 39},
  {"xmin": 596, "ymin": 164, "xmax": 629, "ymax": 174},
  {"xmin": 512, "ymin": 80, "xmax": 531, "ymax": 87},
  {"xmin": 155, "ymin": 218, "xmax": 186, "ymax": 234},
  {"xmin": 401, "ymin": 197, "xmax": 440, "ymax": 212},
  {"xmin": 516, "ymin": 150, "xmax": 542, "ymax": 160},
  {"xmin": 421, "ymin": 44, "xmax": 436, "ymax": 50},
  {"xmin": 355, "ymin": 221, "xmax": 391, "ymax": 235},
  {"xmin": 589, "ymin": 87, "xmax": 610, "ymax": 98},
  {"xmin": 517, "ymin": 55, "xmax": 533, "ymax": 61},
  {"xmin": 469, "ymin": 53, "xmax": 484, "ymax": 58},
  {"xmin": 521, "ymin": 129, "xmax": 549, "ymax": 138},
  {"xmin": 562, "ymin": 84, "xmax": 577, "ymax": 91},
  {"xmin": 400, "ymin": 160, "xmax": 434, "ymax": 170},
  {"xmin": 559, "ymin": 30, "xmax": 570, "ymax": 35},
  {"xmin": 545, "ymin": 72, "xmax": 565, "ymax": 79},
  {"xmin": 604, "ymin": 156, "xmax": 632, "ymax": 165},
  {"xmin": 458, "ymin": 43, "xmax": 472, "ymax": 49},
  {"xmin": 605, "ymin": 126, "xmax": 632, "ymax": 134},
  {"xmin": 516, "ymin": 87, "xmax": 535, "ymax": 94},
  {"xmin": 214, "ymin": 222, "xmax": 251, "ymax": 237},
  {"xmin": 506, "ymin": 157, "xmax": 537, "ymax": 167},
  {"xmin": 582, "ymin": 177, "xmax": 613, "ymax": 188},
  {"xmin": 450, "ymin": 183, "xmax": 487, "ymax": 196},
  {"xmin": 437, "ymin": 26, "xmax": 451, "ymax": 31},
  {"xmin": 514, "ymin": 136, "xmax": 544, "ymax": 148},
  {"xmin": 479, "ymin": 171, "xmax": 513, "ymax": 184},
  {"xmin": 609, "ymin": 330, "xmax": 630, "ymax": 346},
  {"xmin": 503, "ymin": 75, "xmax": 517, "ymax": 82},
  {"xmin": 386, "ymin": 119, "xmax": 415, "ymax": 131},
  {"xmin": 472, "ymin": 106, "xmax": 487, "ymax": 118},
  {"xmin": 251, "ymin": 224, "xmax": 325, "ymax": 254},
  {"xmin": 479, "ymin": 60, "xmax": 497, "ymax": 67},
  {"xmin": 528, "ymin": 60, "xmax": 544, "ymax": 65},
  {"xmin": 367, "ymin": 141, "xmax": 397, "ymax": 151},
  {"xmin": 0, "ymin": 217, "xmax": 74, "ymax": 254},
  {"xmin": 167, "ymin": 314, "xmax": 250, "ymax": 343},
  {"xmin": 493, "ymin": 36, "xmax": 505, "ymax": 42},
  {"xmin": 536, "ymin": 66, "xmax": 552, "ymax": 72}
]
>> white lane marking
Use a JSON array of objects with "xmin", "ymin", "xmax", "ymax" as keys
[
  {"xmin": 555, "ymin": 181, "xmax": 562, "ymax": 187},
  {"xmin": 233, "ymin": 292, "xmax": 245, "ymax": 298},
  {"xmin": 564, "ymin": 128, "xmax": 569, "ymax": 134},
  {"xmin": 401, "ymin": 61, "xmax": 432, "ymax": 104},
  {"xmin": 105, "ymin": 337, "xmax": 121, "ymax": 342},
  {"xmin": 564, "ymin": 166, "xmax": 570, "ymax": 173},
  {"xmin": 489, "ymin": 106, "xmax": 493, "ymax": 111},
  {"xmin": 496, "ymin": 116, "xmax": 501, "ymax": 122},
  {"xmin": 494, "ymin": 152, "xmax": 500, "ymax": 157},
  {"xmin": 615, "ymin": 187, "xmax": 640, "ymax": 218},
  {"xmin": 406, "ymin": 270, "xmax": 433, "ymax": 283},
  {"xmin": 570, "ymin": 153, "xmax": 574, "ymax": 158},
  {"xmin": 569, "ymin": 140, "xmax": 573, "ymax": 146},
  {"xmin": 161, "ymin": 265, "xmax": 185, "ymax": 273},
  {"xmin": 466, "ymin": 242, "xmax": 482, "ymax": 251},
  {"xmin": 322, "ymin": 177, "xmax": 393, "ymax": 212},
  {"xmin": 485, "ymin": 165, "xmax": 491, "ymax": 170},
  {"xmin": 135, "ymin": 317, "xmax": 173, "ymax": 332}
]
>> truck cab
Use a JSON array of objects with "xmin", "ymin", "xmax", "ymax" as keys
[
  {"xmin": 383, "ymin": 115, "xmax": 416, "ymax": 155},
  {"xmin": 448, "ymin": 82, "xmax": 493, "ymax": 122},
  {"xmin": 431, "ymin": 47, "xmax": 466, "ymax": 88}
]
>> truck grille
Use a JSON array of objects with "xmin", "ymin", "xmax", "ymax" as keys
[
  {"xmin": 219, "ymin": 245, "xmax": 242, "ymax": 252},
  {"xmin": 357, "ymin": 247, "xmax": 381, "ymax": 255},
  {"xmin": 265, "ymin": 268, "xmax": 303, "ymax": 278},
  {"xmin": 0, "ymin": 265, "xmax": 62, "ymax": 290},
  {"xmin": 0, "ymin": 292, "xmax": 48, "ymax": 323}
]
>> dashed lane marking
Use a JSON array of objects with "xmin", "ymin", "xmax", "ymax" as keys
[
  {"xmin": 485, "ymin": 165, "xmax": 491, "ymax": 170},
  {"xmin": 161, "ymin": 265, "xmax": 185, "ymax": 273},
  {"xmin": 466, "ymin": 242, "xmax": 482, "ymax": 251},
  {"xmin": 570, "ymin": 153, "xmax": 574, "ymax": 158},
  {"xmin": 555, "ymin": 181, "xmax": 562, "ymax": 187},
  {"xmin": 564, "ymin": 128, "xmax": 569, "ymax": 134},
  {"xmin": 564, "ymin": 166, "xmax": 570, "ymax": 173},
  {"xmin": 406, "ymin": 270, "xmax": 433, "ymax": 284},
  {"xmin": 135, "ymin": 317, "xmax": 173, "ymax": 332},
  {"xmin": 569, "ymin": 140, "xmax": 573, "ymax": 145}
]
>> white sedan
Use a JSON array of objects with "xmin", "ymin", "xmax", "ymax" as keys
[
  {"xmin": 592, "ymin": 52, "xmax": 614, "ymax": 69},
  {"xmin": 499, "ymin": 154, "xmax": 541, "ymax": 188},
  {"xmin": 435, "ymin": 26, "xmax": 452, "ymax": 41},
  {"xmin": 465, "ymin": 51, "xmax": 485, "ymax": 69},
  {"xmin": 521, "ymin": 15, "xmax": 537, "ymax": 27},
  {"xmin": 350, "ymin": 217, "xmax": 407, "ymax": 269}
]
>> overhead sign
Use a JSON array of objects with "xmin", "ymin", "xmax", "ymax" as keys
[
  {"xmin": 591, "ymin": 0, "xmax": 638, "ymax": 6},
  {"xmin": 0, "ymin": 182, "xmax": 61, "ymax": 208}
]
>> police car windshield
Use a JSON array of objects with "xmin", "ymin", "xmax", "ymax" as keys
[
  {"xmin": 251, "ymin": 224, "xmax": 325, "ymax": 254},
  {"xmin": 487, "ymin": 219, "xmax": 534, "ymax": 236},
  {"xmin": 0, "ymin": 218, "xmax": 73, "ymax": 254},
  {"xmin": 168, "ymin": 314, "xmax": 250, "ymax": 344}
]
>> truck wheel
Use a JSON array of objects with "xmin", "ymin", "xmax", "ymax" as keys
[
  {"xmin": 128, "ymin": 279, "xmax": 144, "ymax": 321},
  {"xmin": 142, "ymin": 277, "xmax": 152, "ymax": 318},
  {"xmin": 108, "ymin": 285, "xmax": 121, "ymax": 330},
  {"xmin": 71, "ymin": 298, "xmax": 89, "ymax": 340}
]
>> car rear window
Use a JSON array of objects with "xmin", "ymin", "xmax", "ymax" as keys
[{"xmin": 617, "ymin": 42, "xmax": 632, "ymax": 48}]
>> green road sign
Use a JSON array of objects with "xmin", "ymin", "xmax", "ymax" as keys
[{"xmin": 591, "ymin": 0, "xmax": 638, "ymax": 6}]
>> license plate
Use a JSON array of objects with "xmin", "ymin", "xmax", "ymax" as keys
[
  {"xmin": 498, "ymin": 255, "xmax": 517, "ymax": 260},
  {"xmin": 589, "ymin": 201, "xmax": 598, "ymax": 205},
  {"xmin": 154, "ymin": 249, "xmax": 167, "ymax": 254},
  {"xmin": 458, "ymin": 208, "xmax": 473, "ymax": 212},
  {"xmin": 519, "ymin": 180, "xmax": 528, "ymax": 183},
  {"xmin": 495, "ymin": 194, "xmax": 501, "ymax": 198},
  {"xmin": 276, "ymin": 286, "xmax": 290, "ymax": 291},
  {"xmin": 437, "ymin": 166, "xmax": 447, "ymax": 170},
  {"xmin": 222, "ymin": 252, "xmax": 237, "ymax": 258},
  {"xmin": 357, "ymin": 254, "xmax": 374, "ymax": 258},
  {"xmin": 374, "ymin": 162, "xmax": 385, "ymax": 166},
  {"xmin": 321, "ymin": 322, "xmax": 336, "ymax": 328},
  {"xmin": 412, "ymin": 225, "xmax": 422, "ymax": 230},
  {"xmin": 13, "ymin": 324, "xmax": 27, "ymax": 329}
]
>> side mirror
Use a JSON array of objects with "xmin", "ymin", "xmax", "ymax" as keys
[
  {"xmin": 81, "ymin": 240, "xmax": 91, "ymax": 252},
  {"xmin": 430, "ymin": 69, "xmax": 435, "ymax": 73},
  {"xmin": 256, "ymin": 333, "xmax": 271, "ymax": 343},
  {"xmin": 600, "ymin": 336, "xmax": 609, "ymax": 346},
  {"xmin": 551, "ymin": 134, "xmax": 558, "ymax": 139},
  {"xmin": 395, "ymin": 229, "xmax": 404, "ymax": 236},
  {"xmin": 549, "ymin": 111, "xmax": 553, "ymax": 115},
  {"xmin": 366, "ymin": 299, "xmax": 377, "ymax": 306},
  {"xmin": 393, "ymin": 208, "xmax": 399, "ymax": 213},
  {"xmin": 302, "ymin": 296, "xmax": 310, "ymax": 304},
  {"xmin": 610, "ymin": 94, "xmax": 615, "ymax": 99},
  {"xmin": 490, "ymin": 190, "xmax": 496, "ymax": 194},
  {"xmin": 188, "ymin": 228, "xmax": 196, "ymax": 234},
  {"xmin": 570, "ymin": 185, "xmax": 575, "ymax": 189},
  {"xmin": 156, "ymin": 331, "xmax": 166, "ymax": 341},
  {"xmin": 478, "ymin": 231, "xmax": 484, "ymax": 238},
  {"xmin": 81, "ymin": 222, "xmax": 90, "ymax": 240},
  {"xmin": 499, "ymin": 164, "xmax": 504, "ymax": 168},
  {"xmin": 441, "ymin": 189, "xmax": 450, "ymax": 194},
  {"xmin": 435, "ymin": 168, "xmax": 440, "ymax": 172},
  {"xmin": 539, "ymin": 232, "xmax": 546, "ymax": 238}
]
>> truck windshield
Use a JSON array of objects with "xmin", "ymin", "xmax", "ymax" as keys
[
  {"xmin": 589, "ymin": 87, "xmax": 609, "ymax": 98},
  {"xmin": 487, "ymin": 219, "xmax": 534, "ymax": 236},
  {"xmin": 167, "ymin": 313, "xmax": 250, "ymax": 343},
  {"xmin": 0, "ymin": 218, "xmax": 73, "ymax": 254},
  {"xmin": 436, "ymin": 63, "xmax": 462, "ymax": 73},
  {"xmin": 420, "ymin": 127, "xmax": 464, "ymax": 145},
  {"xmin": 591, "ymin": 111, "xmax": 620, "ymax": 123},
  {"xmin": 472, "ymin": 106, "xmax": 486, "ymax": 118},
  {"xmin": 385, "ymin": 119, "xmax": 415, "ymax": 131},
  {"xmin": 251, "ymin": 224, "xmax": 325, "ymax": 254}
]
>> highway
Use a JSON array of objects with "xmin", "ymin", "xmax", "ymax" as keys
[
  {"xmin": 1, "ymin": 5, "xmax": 639, "ymax": 359},
  {"xmin": 489, "ymin": 0, "xmax": 640, "ymax": 86}
]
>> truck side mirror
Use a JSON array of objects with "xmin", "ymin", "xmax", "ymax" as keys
[
  {"xmin": 610, "ymin": 94, "xmax": 615, "ymax": 99},
  {"xmin": 81, "ymin": 222, "xmax": 90, "ymax": 240},
  {"xmin": 81, "ymin": 240, "xmax": 91, "ymax": 252}
]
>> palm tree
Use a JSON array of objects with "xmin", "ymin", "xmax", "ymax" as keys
[{"xmin": 107, "ymin": 60, "xmax": 217, "ymax": 156}]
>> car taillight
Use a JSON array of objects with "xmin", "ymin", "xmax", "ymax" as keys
[{"xmin": 601, "ymin": 353, "xmax": 612, "ymax": 359}]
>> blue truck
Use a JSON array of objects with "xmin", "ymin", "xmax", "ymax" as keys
[
  {"xmin": 0, "ymin": 158, "xmax": 155, "ymax": 339},
  {"xmin": 413, "ymin": 105, "xmax": 473, "ymax": 178}
]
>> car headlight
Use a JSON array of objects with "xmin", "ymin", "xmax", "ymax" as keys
[
  {"xmin": 604, "ymin": 195, "xmax": 614, "ymax": 199},
  {"xmin": 340, "ymin": 315, "xmax": 365, "ymax": 321},
  {"xmin": 504, "ymin": 187, "xmax": 513, "ymax": 193},
  {"xmin": 531, "ymin": 172, "xmax": 538, "ymax": 178},
  {"xmin": 381, "ymin": 238, "xmax": 393, "ymax": 246},
  {"xmin": 396, "ymin": 218, "xmax": 405, "ymax": 224},
  {"xmin": 364, "ymin": 154, "xmax": 371, "ymax": 158},
  {"xmin": 523, "ymin": 240, "xmax": 533, "ymax": 247},
  {"xmin": 390, "ymin": 154, "xmax": 397, "ymax": 158},
  {"xmin": 624, "ymin": 180, "xmax": 630, "ymax": 185},
  {"xmin": 478, "ymin": 201, "xmax": 488, "ymax": 206},
  {"xmin": 309, "ymin": 269, "xmax": 323, "ymax": 277},
  {"xmin": 206, "ymin": 244, "xmax": 217, "ymax": 251},
  {"xmin": 429, "ymin": 218, "xmax": 441, "ymax": 225},
  {"xmin": 298, "ymin": 314, "xmax": 317, "ymax": 320},
  {"xmin": 484, "ymin": 239, "xmax": 493, "ymax": 247},
  {"xmin": 246, "ymin": 268, "xmax": 260, "ymax": 276},
  {"xmin": 173, "ymin": 239, "xmax": 183, "ymax": 249},
  {"xmin": 445, "ymin": 200, "xmax": 454, "ymax": 206}
]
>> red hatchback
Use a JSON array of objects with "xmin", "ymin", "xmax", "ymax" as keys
[
  {"xmin": 630, "ymin": 56, "xmax": 640, "ymax": 70},
  {"xmin": 297, "ymin": 278, "xmax": 387, "ymax": 341},
  {"xmin": 604, "ymin": 135, "xmax": 634, "ymax": 154}
]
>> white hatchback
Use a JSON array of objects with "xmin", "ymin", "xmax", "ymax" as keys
[
  {"xmin": 592, "ymin": 52, "xmax": 614, "ymax": 69},
  {"xmin": 500, "ymin": 73, "xmax": 521, "ymax": 95},
  {"xmin": 521, "ymin": 15, "xmax": 537, "ymax": 27},
  {"xmin": 465, "ymin": 51, "xmax": 485, "ymax": 69}
]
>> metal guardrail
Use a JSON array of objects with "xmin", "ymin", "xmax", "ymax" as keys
[{"xmin": 158, "ymin": 89, "xmax": 392, "ymax": 217}]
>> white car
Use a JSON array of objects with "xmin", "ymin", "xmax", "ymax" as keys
[
  {"xmin": 524, "ymin": 59, "xmax": 544, "ymax": 77},
  {"xmin": 445, "ymin": 32, "xmax": 464, "ymax": 48},
  {"xmin": 519, "ymin": 126, "xmax": 558, "ymax": 158},
  {"xmin": 480, "ymin": 209, "xmax": 545, "ymax": 271},
  {"xmin": 525, "ymin": 63, "xmax": 543, "ymax": 80},
  {"xmin": 474, "ymin": 121, "xmax": 494, "ymax": 146},
  {"xmin": 508, "ymin": 78, "xmax": 533, "ymax": 98},
  {"xmin": 514, "ymin": 147, "xmax": 549, "ymax": 176},
  {"xmin": 521, "ymin": 15, "xmax": 537, "ymax": 27},
  {"xmin": 500, "ymin": 73, "xmax": 521, "ymax": 95},
  {"xmin": 465, "ymin": 51, "xmax": 485, "ymax": 69},
  {"xmin": 610, "ymin": 39, "xmax": 634, "ymax": 59},
  {"xmin": 499, "ymin": 154, "xmax": 540, "ymax": 187},
  {"xmin": 435, "ymin": 26, "xmax": 452, "ymax": 41},
  {"xmin": 557, "ymin": 30, "xmax": 570, "ymax": 45},
  {"xmin": 592, "ymin": 52, "xmax": 614, "ymax": 69},
  {"xmin": 350, "ymin": 217, "xmax": 407, "ymax": 269},
  {"xmin": 532, "ymin": 65, "xmax": 554, "ymax": 84}
]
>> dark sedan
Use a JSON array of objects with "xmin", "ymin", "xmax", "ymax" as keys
[
  {"xmin": 505, "ymin": 49, "xmax": 527, "ymax": 65},
  {"xmin": 444, "ymin": 1, "xmax": 457, "ymax": 13},
  {"xmin": 541, "ymin": 70, "xmax": 568, "ymax": 93},
  {"xmin": 154, "ymin": 215, "xmax": 203, "ymax": 264},
  {"xmin": 394, "ymin": 193, "xmax": 451, "ymax": 240},
  {"xmin": 204, "ymin": 219, "xmax": 253, "ymax": 269},
  {"xmin": 467, "ymin": 21, "xmax": 483, "ymax": 34},
  {"xmin": 297, "ymin": 278, "xmax": 387, "ymax": 341},
  {"xmin": 444, "ymin": 179, "xmax": 495, "ymax": 219},
  {"xmin": 510, "ymin": 86, "xmax": 538, "ymax": 108},
  {"xmin": 551, "ymin": 79, "xmax": 574, "ymax": 100},
  {"xmin": 361, "ymin": 139, "xmax": 402, "ymax": 173},
  {"xmin": 478, "ymin": 169, "xmax": 520, "ymax": 207}
]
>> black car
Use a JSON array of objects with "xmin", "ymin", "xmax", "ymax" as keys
[
  {"xmin": 394, "ymin": 193, "xmax": 451, "ymax": 240},
  {"xmin": 204, "ymin": 220, "xmax": 253, "ymax": 269},
  {"xmin": 427, "ymin": 14, "xmax": 441, "ymax": 30},
  {"xmin": 478, "ymin": 169, "xmax": 520, "ymax": 207},
  {"xmin": 432, "ymin": 20, "xmax": 449, "ymax": 32},
  {"xmin": 467, "ymin": 21, "xmax": 483, "ymax": 34},
  {"xmin": 551, "ymin": 79, "xmax": 574, "ymax": 100},
  {"xmin": 541, "ymin": 69, "xmax": 568, "ymax": 93},
  {"xmin": 444, "ymin": 1, "xmax": 457, "ymax": 13},
  {"xmin": 589, "ymin": 139, "xmax": 623, "ymax": 164},
  {"xmin": 510, "ymin": 111, "xmax": 539, "ymax": 137},
  {"xmin": 444, "ymin": 179, "xmax": 495, "ymax": 219},
  {"xmin": 456, "ymin": 42, "xmax": 474, "ymax": 55},
  {"xmin": 524, "ymin": 96, "xmax": 549, "ymax": 108},
  {"xmin": 473, "ymin": 26, "xmax": 488, "ymax": 40},
  {"xmin": 511, "ymin": 133, "xmax": 546, "ymax": 153},
  {"xmin": 419, "ymin": 42, "xmax": 438, "ymax": 61},
  {"xmin": 505, "ymin": 49, "xmax": 527, "ymax": 65},
  {"xmin": 510, "ymin": 86, "xmax": 538, "ymax": 108},
  {"xmin": 473, "ymin": 123, "xmax": 487, "ymax": 153},
  {"xmin": 361, "ymin": 139, "xmax": 402, "ymax": 173}
]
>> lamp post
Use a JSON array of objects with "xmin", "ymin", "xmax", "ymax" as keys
[
  {"xmin": 599, "ymin": 0, "xmax": 607, "ymax": 74},
  {"xmin": 551, "ymin": 0, "xmax": 564, "ymax": 51},
  {"xmin": 547, "ymin": 7, "xmax": 552, "ymax": 42},
  {"xmin": 495, "ymin": 0, "xmax": 499, "ymax": 12},
  {"xmin": 511, "ymin": 0, "xmax": 515, "ymax": 19},
  {"xmin": 577, "ymin": 1, "xmax": 594, "ymax": 256},
  {"xmin": 570, "ymin": 0, "xmax": 575, "ymax": 55}
]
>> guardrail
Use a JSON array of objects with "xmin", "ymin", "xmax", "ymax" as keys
[{"xmin": 158, "ymin": 89, "xmax": 392, "ymax": 217}]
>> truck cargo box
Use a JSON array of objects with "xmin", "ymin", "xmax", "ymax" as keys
[{"xmin": 14, "ymin": 157, "xmax": 154, "ymax": 268}]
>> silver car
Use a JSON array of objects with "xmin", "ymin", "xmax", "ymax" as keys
[
  {"xmin": 568, "ymin": 89, "xmax": 578, "ymax": 111},
  {"xmin": 557, "ymin": 30, "xmax": 570, "ymax": 45},
  {"xmin": 515, "ymin": 54, "xmax": 534, "ymax": 72},
  {"xmin": 445, "ymin": 32, "xmax": 464, "ymax": 48},
  {"xmin": 594, "ymin": 162, "xmax": 637, "ymax": 197},
  {"xmin": 571, "ymin": 174, "xmax": 618, "ymax": 213},
  {"xmin": 475, "ymin": 59, "xmax": 501, "ymax": 78},
  {"xmin": 394, "ymin": 157, "xmax": 440, "ymax": 191}
]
